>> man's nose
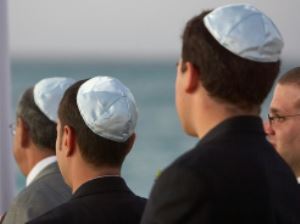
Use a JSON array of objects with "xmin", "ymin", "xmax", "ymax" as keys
[{"xmin": 263, "ymin": 120, "xmax": 275, "ymax": 135}]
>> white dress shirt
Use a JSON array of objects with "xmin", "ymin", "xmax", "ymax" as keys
[{"xmin": 26, "ymin": 156, "xmax": 57, "ymax": 187}]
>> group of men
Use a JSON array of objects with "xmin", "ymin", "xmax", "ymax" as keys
[{"xmin": 1, "ymin": 3, "xmax": 300, "ymax": 224}]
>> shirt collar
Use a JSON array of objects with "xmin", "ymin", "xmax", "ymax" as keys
[
  {"xmin": 26, "ymin": 156, "xmax": 57, "ymax": 186},
  {"xmin": 72, "ymin": 176, "xmax": 128, "ymax": 199},
  {"xmin": 74, "ymin": 175, "xmax": 120, "ymax": 193}
]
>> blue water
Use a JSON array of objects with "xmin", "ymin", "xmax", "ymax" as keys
[
  {"xmin": 11, "ymin": 58, "xmax": 197, "ymax": 197},
  {"xmin": 11, "ymin": 58, "xmax": 296, "ymax": 197}
]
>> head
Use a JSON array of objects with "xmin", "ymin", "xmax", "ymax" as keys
[
  {"xmin": 56, "ymin": 77, "xmax": 137, "ymax": 185},
  {"xmin": 176, "ymin": 4, "xmax": 282, "ymax": 135},
  {"xmin": 13, "ymin": 77, "xmax": 75, "ymax": 176},
  {"xmin": 14, "ymin": 87, "xmax": 57, "ymax": 175},
  {"xmin": 265, "ymin": 67, "xmax": 300, "ymax": 176}
]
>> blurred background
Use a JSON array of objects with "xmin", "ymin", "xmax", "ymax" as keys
[{"xmin": 7, "ymin": 0, "xmax": 300, "ymax": 197}]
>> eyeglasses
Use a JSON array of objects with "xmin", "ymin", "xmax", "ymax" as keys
[
  {"xmin": 9, "ymin": 123, "xmax": 16, "ymax": 135},
  {"xmin": 268, "ymin": 113, "xmax": 300, "ymax": 125}
]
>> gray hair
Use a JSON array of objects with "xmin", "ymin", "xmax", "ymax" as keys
[{"xmin": 17, "ymin": 87, "xmax": 57, "ymax": 151}]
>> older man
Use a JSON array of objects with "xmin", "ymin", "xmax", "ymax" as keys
[{"xmin": 3, "ymin": 77, "xmax": 74, "ymax": 224}]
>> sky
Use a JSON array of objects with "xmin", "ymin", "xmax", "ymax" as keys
[{"xmin": 8, "ymin": 0, "xmax": 300, "ymax": 60}]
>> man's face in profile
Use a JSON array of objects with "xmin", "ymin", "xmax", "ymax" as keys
[
  {"xmin": 12, "ymin": 117, "xmax": 28, "ymax": 176},
  {"xmin": 265, "ymin": 83, "xmax": 300, "ymax": 176}
]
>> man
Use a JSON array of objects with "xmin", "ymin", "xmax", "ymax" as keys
[
  {"xmin": 28, "ymin": 76, "xmax": 146, "ymax": 223},
  {"xmin": 142, "ymin": 4, "xmax": 300, "ymax": 224},
  {"xmin": 265, "ymin": 67, "xmax": 300, "ymax": 182},
  {"xmin": 3, "ymin": 77, "xmax": 74, "ymax": 224}
]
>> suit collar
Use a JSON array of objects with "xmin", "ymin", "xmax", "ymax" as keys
[
  {"xmin": 28, "ymin": 159, "xmax": 59, "ymax": 186},
  {"xmin": 200, "ymin": 115, "xmax": 264, "ymax": 145},
  {"xmin": 72, "ymin": 176, "xmax": 131, "ymax": 199}
]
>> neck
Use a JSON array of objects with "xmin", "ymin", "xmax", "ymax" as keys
[
  {"xmin": 191, "ymin": 91, "xmax": 259, "ymax": 138},
  {"xmin": 24, "ymin": 146, "xmax": 55, "ymax": 176},
  {"xmin": 70, "ymin": 160, "xmax": 121, "ymax": 193}
]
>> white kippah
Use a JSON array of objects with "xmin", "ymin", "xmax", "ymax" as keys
[
  {"xmin": 76, "ymin": 76, "xmax": 138, "ymax": 143},
  {"xmin": 203, "ymin": 3, "xmax": 283, "ymax": 62},
  {"xmin": 33, "ymin": 77, "xmax": 76, "ymax": 122}
]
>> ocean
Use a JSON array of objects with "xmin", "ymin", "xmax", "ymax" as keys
[
  {"xmin": 11, "ymin": 57, "xmax": 197, "ymax": 197},
  {"xmin": 11, "ymin": 57, "xmax": 296, "ymax": 197}
]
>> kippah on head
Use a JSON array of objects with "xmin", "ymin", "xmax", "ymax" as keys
[
  {"xmin": 203, "ymin": 3, "xmax": 283, "ymax": 62},
  {"xmin": 76, "ymin": 76, "xmax": 138, "ymax": 143},
  {"xmin": 33, "ymin": 77, "xmax": 76, "ymax": 122}
]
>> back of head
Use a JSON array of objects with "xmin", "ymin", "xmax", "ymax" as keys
[
  {"xmin": 181, "ymin": 4, "xmax": 283, "ymax": 111},
  {"xmin": 58, "ymin": 76, "xmax": 138, "ymax": 168},
  {"xmin": 17, "ymin": 77, "xmax": 76, "ymax": 151},
  {"xmin": 17, "ymin": 88, "xmax": 57, "ymax": 151},
  {"xmin": 278, "ymin": 67, "xmax": 300, "ymax": 86}
]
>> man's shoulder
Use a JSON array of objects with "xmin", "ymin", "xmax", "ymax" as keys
[
  {"xmin": 171, "ymin": 126, "xmax": 272, "ymax": 167},
  {"xmin": 26, "ymin": 202, "xmax": 72, "ymax": 224},
  {"xmin": 168, "ymin": 141, "xmax": 214, "ymax": 171},
  {"xmin": 8, "ymin": 180, "xmax": 55, "ymax": 207},
  {"xmin": 161, "ymin": 131, "xmax": 273, "ymax": 184},
  {"xmin": 28, "ymin": 192, "xmax": 147, "ymax": 224},
  {"xmin": 12, "ymin": 185, "xmax": 38, "ymax": 205},
  {"xmin": 27, "ymin": 169, "xmax": 70, "ymax": 196},
  {"xmin": 9, "ymin": 167, "xmax": 71, "ymax": 213},
  {"xmin": 156, "ymin": 145, "xmax": 211, "ymax": 194},
  {"xmin": 3, "ymin": 177, "xmax": 70, "ymax": 224},
  {"xmin": 73, "ymin": 179, "xmax": 147, "ymax": 214}
]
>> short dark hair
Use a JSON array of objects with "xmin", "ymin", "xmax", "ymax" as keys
[
  {"xmin": 17, "ymin": 87, "xmax": 57, "ymax": 151},
  {"xmin": 58, "ymin": 80, "xmax": 131, "ymax": 168},
  {"xmin": 181, "ymin": 10, "xmax": 281, "ymax": 110},
  {"xmin": 278, "ymin": 67, "xmax": 300, "ymax": 85}
]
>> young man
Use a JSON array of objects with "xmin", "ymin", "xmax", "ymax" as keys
[
  {"xmin": 265, "ymin": 67, "xmax": 300, "ymax": 181},
  {"xmin": 28, "ymin": 76, "xmax": 146, "ymax": 223},
  {"xmin": 142, "ymin": 4, "xmax": 300, "ymax": 223},
  {"xmin": 3, "ymin": 77, "xmax": 74, "ymax": 224}
]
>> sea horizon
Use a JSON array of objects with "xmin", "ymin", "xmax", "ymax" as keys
[{"xmin": 10, "ymin": 56, "xmax": 299, "ymax": 197}]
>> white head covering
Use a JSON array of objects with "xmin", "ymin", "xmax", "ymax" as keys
[
  {"xmin": 76, "ymin": 76, "xmax": 138, "ymax": 143},
  {"xmin": 33, "ymin": 77, "xmax": 76, "ymax": 122},
  {"xmin": 203, "ymin": 3, "xmax": 283, "ymax": 62}
]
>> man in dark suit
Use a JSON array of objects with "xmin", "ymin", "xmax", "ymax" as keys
[
  {"xmin": 3, "ymin": 77, "xmax": 73, "ymax": 224},
  {"xmin": 141, "ymin": 4, "xmax": 300, "ymax": 224},
  {"xmin": 265, "ymin": 67, "xmax": 300, "ymax": 184},
  {"xmin": 28, "ymin": 76, "xmax": 146, "ymax": 224}
]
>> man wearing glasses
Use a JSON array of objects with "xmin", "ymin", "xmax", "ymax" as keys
[
  {"xmin": 265, "ymin": 67, "xmax": 300, "ymax": 182},
  {"xmin": 3, "ymin": 77, "xmax": 74, "ymax": 224}
]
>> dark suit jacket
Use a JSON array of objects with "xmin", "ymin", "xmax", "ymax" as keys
[
  {"xmin": 142, "ymin": 116, "xmax": 300, "ymax": 224},
  {"xmin": 27, "ymin": 176, "xmax": 146, "ymax": 224}
]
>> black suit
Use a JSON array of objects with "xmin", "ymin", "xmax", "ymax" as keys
[
  {"xmin": 27, "ymin": 176, "xmax": 146, "ymax": 224},
  {"xmin": 142, "ymin": 116, "xmax": 300, "ymax": 224}
]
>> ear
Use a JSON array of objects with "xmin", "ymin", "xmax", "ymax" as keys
[
  {"xmin": 182, "ymin": 62, "xmax": 200, "ymax": 93},
  {"xmin": 125, "ymin": 133, "xmax": 136, "ymax": 155},
  {"xmin": 18, "ymin": 117, "xmax": 30, "ymax": 148},
  {"xmin": 62, "ymin": 125, "xmax": 76, "ymax": 157}
]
